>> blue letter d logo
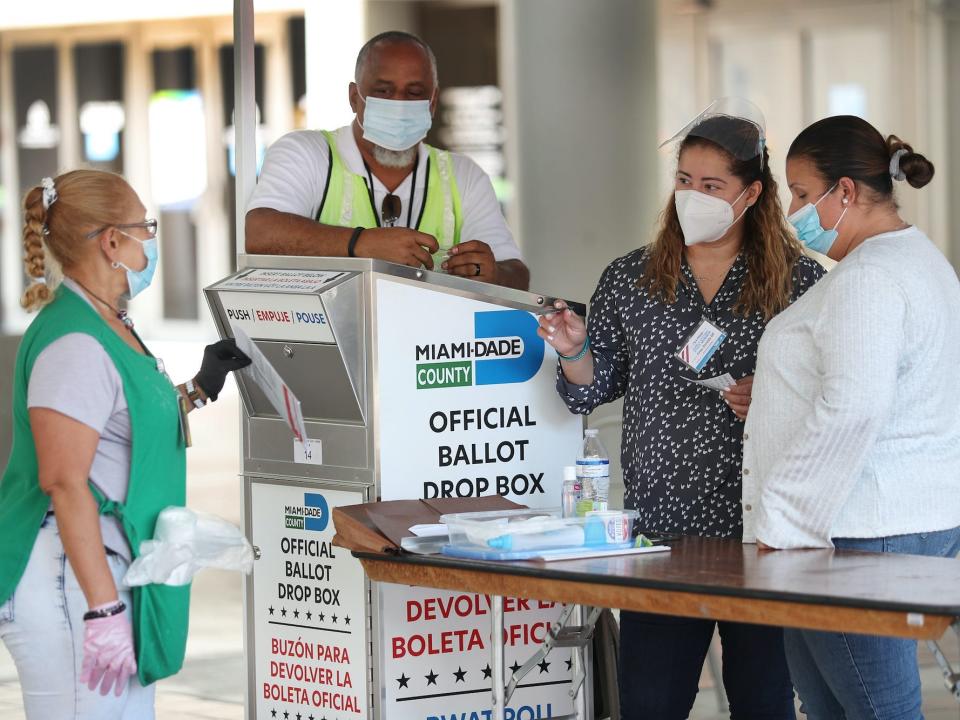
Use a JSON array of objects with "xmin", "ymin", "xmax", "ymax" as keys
[
  {"xmin": 474, "ymin": 310, "xmax": 544, "ymax": 386},
  {"xmin": 303, "ymin": 493, "xmax": 329, "ymax": 532}
]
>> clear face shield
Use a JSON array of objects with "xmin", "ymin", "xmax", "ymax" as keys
[{"xmin": 660, "ymin": 97, "xmax": 767, "ymax": 169}]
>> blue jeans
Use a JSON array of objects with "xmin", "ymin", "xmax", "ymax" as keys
[
  {"xmin": 0, "ymin": 517, "xmax": 154, "ymax": 719},
  {"xmin": 619, "ymin": 611, "xmax": 796, "ymax": 720},
  {"xmin": 784, "ymin": 526, "xmax": 960, "ymax": 720}
]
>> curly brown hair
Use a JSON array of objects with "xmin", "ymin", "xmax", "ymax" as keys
[{"xmin": 640, "ymin": 125, "xmax": 803, "ymax": 321}]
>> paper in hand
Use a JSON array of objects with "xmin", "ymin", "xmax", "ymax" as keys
[
  {"xmin": 231, "ymin": 324, "xmax": 308, "ymax": 442},
  {"xmin": 683, "ymin": 372, "xmax": 736, "ymax": 392}
]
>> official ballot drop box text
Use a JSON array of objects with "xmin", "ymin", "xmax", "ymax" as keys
[{"xmin": 204, "ymin": 256, "xmax": 585, "ymax": 720}]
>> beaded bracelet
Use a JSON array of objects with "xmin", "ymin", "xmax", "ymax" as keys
[
  {"xmin": 559, "ymin": 336, "xmax": 591, "ymax": 362},
  {"xmin": 83, "ymin": 600, "xmax": 126, "ymax": 621}
]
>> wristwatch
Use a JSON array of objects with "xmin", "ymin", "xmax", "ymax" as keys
[{"xmin": 185, "ymin": 378, "xmax": 208, "ymax": 409}]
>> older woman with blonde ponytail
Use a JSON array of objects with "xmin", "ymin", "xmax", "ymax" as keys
[{"xmin": 0, "ymin": 170, "xmax": 250, "ymax": 719}]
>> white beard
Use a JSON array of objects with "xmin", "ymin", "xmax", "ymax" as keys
[{"xmin": 373, "ymin": 144, "xmax": 417, "ymax": 168}]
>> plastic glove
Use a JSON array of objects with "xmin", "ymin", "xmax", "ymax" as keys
[
  {"xmin": 79, "ymin": 606, "xmax": 137, "ymax": 696},
  {"xmin": 194, "ymin": 339, "xmax": 251, "ymax": 401},
  {"xmin": 123, "ymin": 506, "xmax": 254, "ymax": 586}
]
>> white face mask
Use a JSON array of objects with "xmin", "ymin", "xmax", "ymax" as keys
[
  {"xmin": 358, "ymin": 95, "xmax": 432, "ymax": 152},
  {"xmin": 675, "ymin": 187, "xmax": 750, "ymax": 246}
]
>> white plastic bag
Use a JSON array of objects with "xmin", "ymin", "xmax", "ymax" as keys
[{"xmin": 123, "ymin": 506, "xmax": 254, "ymax": 587}]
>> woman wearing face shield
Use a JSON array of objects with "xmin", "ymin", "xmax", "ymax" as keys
[
  {"xmin": 0, "ymin": 170, "xmax": 251, "ymax": 718},
  {"xmin": 744, "ymin": 116, "xmax": 960, "ymax": 719},
  {"xmin": 539, "ymin": 99, "xmax": 824, "ymax": 719}
]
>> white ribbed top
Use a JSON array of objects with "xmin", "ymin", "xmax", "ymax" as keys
[{"xmin": 743, "ymin": 226, "xmax": 960, "ymax": 548}]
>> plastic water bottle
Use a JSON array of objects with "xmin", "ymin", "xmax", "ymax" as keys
[
  {"xmin": 577, "ymin": 429, "xmax": 610, "ymax": 514},
  {"xmin": 561, "ymin": 466, "xmax": 580, "ymax": 518}
]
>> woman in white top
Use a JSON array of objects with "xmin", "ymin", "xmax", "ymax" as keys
[{"xmin": 743, "ymin": 115, "xmax": 960, "ymax": 719}]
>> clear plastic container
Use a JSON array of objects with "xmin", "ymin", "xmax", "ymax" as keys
[
  {"xmin": 442, "ymin": 508, "xmax": 562, "ymax": 547},
  {"xmin": 440, "ymin": 508, "xmax": 639, "ymax": 560}
]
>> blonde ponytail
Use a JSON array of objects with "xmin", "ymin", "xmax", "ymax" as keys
[
  {"xmin": 20, "ymin": 186, "xmax": 54, "ymax": 311},
  {"xmin": 19, "ymin": 170, "xmax": 136, "ymax": 313}
]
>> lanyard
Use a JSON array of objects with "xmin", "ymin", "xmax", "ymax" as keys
[
  {"xmin": 363, "ymin": 152, "xmax": 420, "ymax": 228},
  {"xmin": 73, "ymin": 279, "xmax": 163, "ymax": 374}
]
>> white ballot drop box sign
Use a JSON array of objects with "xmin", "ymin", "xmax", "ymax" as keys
[
  {"xmin": 376, "ymin": 279, "xmax": 579, "ymax": 503},
  {"xmin": 205, "ymin": 257, "xmax": 585, "ymax": 720},
  {"xmin": 252, "ymin": 483, "xmax": 367, "ymax": 718},
  {"xmin": 375, "ymin": 279, "xmax": 582, "ymax": 719}
]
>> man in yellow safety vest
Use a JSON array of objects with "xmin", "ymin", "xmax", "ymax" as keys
[{"xmin": 246, "ymin": 31, "xmax": 529, "ymax": 290}]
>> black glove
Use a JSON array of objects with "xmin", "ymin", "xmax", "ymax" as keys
[{"xmin": 194, "ymin": 339, "xmax": 251, "ymax": 402}]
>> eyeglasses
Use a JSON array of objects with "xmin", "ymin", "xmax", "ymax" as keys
[
  {"xmin": 381, "ymin": 195, "xmax": 401, "ymax": 227},
  {"xmin": 86, "ymin": 218, "xmax": 158, "ymax": 240}
]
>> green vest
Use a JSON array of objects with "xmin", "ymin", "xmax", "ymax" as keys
[
  {"xmin": 316, "ymin": 129, "xmax": 464, "ymax": 267},
  {"xmin": 0, "ymin": 286, "xmax": 190, "ymax": 686}
]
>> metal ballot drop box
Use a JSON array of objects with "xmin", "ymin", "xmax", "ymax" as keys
[{"xmin": 205, "ymin": 256, "xmax": 587, "ymax": 720}]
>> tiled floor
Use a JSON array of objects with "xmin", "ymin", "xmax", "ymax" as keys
[
  {"xmin": 1, "ymin": 343, "xmax": 958, "ymax": 719},
  {"xmin": 2, "ymin": 626, "xmax": 958, "ymax": 719}
]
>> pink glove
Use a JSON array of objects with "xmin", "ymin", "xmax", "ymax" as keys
[{"xmin": 79, "ymin": 603, "xmax": 138, "ymax": 696}]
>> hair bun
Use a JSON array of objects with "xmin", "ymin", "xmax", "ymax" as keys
[
  {"xmin": 886, "ymin": 135, "xmax": 935, "ymax": 189},
  {"xmin": 899, "ymin": 152, "xmax": 935, "ymax": 189}
]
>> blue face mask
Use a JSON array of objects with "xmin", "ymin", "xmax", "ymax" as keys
[
  {"xmin": 117, "ymin": 232, "xmax": 158, "ymax": 299},
  {"xmin": 358, "ymin": 95, "xmax": 432, "ymax": 151},
  {"xmin": 787, "ymin": 184, "xmax": 848, "ymax": 255}
]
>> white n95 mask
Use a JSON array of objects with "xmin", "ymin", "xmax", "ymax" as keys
[{"xmin": 675, "ymin": 187, "xmax": 749, "ymax": 246}]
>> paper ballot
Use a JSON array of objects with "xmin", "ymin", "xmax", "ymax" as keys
[
  {"xmin": 408, "ymin": 523, "xmax": 449, "ymax": 538},
  {"xmin": 232, "ymin": 325, "xmax": 308, "ymax": 442},
  {"xmin": 683, "ymin": 372, "xmax": 736, "ymax": 392}
]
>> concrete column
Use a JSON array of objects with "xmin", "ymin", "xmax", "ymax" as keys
[
  {"xmin": 946, "ymin": 0, "xmax": 960, "ymax": 268},
  {"xmin": 121, "ymin": 24, "xmax": 163, "ymax": 324},
  {"xmin": 56, "ymin": 38, "xmax": 79, "ymax": 169},
  {"xmin": 0, "ymin": 37, "xmax": 24, "ymax": 333},
  {"xmin": 304, "ymin": 0, "xmax": 365, "ymax": 130},
  {"xmin": 197, "ymin": 21, "xmax": 231, "ymax": 295},
  {"xmin": 501, "ymin": 0, "xmax": 659, "ymax": 506},
  {"xmin": 501, "ymin": 0, "xmax": 659, "ymax": 301}
]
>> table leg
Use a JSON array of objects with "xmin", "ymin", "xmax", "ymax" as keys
[
  {"xmin": 490, "ymin": 595, "xmax": 600, "ymax": 720},
  {"xmin": 571, "ymin": 604, "xmax": 592, "ymax": 720},
  {"xmin": 491, "ymin": 594, "xmax": 506, "ymax": 720},
  {"xmin": 926, "ymin": 619, "xmax": 960, "ymax": 703}
]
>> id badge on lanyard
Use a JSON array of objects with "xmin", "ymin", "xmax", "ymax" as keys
[
  {"xmin": 676, "ymin": 317, "xmax": 727, "ymax": 373},
  {"xmin": 177, "ymin": 397, "xmax": 192, "ymax": 448}
]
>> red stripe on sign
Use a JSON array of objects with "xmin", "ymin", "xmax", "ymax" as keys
[{"xmin": 282, "ymin": 385, "xmax": 301, "ymax": 441}]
